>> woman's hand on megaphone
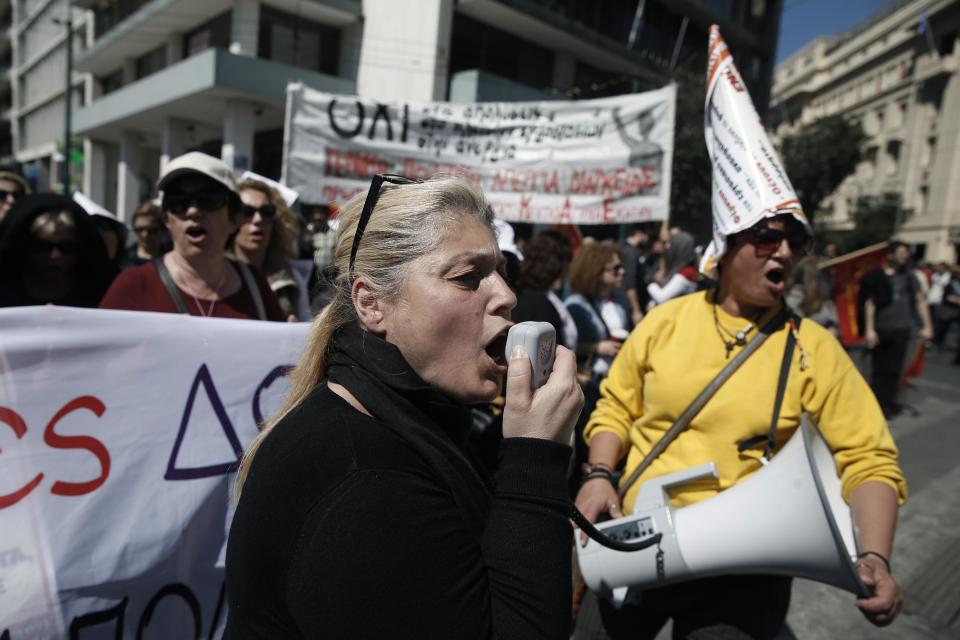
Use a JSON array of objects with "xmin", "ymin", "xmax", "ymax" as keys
[
  {"xmin": 573, "ymin": 477, "xmax": 622, "ymax": 547},
  {"xmin": 855, "ymin": 555, "xmax": 903, "ymax": 627}
]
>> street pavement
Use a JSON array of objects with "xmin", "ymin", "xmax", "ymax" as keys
[{"xmin": 574, "ymin": 342, "xmax": 960, "ymax": 640}]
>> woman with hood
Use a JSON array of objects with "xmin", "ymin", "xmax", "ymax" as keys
[
  {"xmin": 0, "ymin": 194, "xmax": 116, "ymax": 308},
  {"xmin": 646, "ymin": 230, "xmax": 698, "ymax": 309}
]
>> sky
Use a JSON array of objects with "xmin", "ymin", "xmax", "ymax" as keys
[{"xmin": 775, "ymin": 0, "xmax": 899, "ymax": 64}]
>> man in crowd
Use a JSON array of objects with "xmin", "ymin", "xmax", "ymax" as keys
[
  {"xmin": 860, "ymin": 242, "xmax": 934, "ymax": 416},
  {"xmin": 128, "ymin": 201, "xmax": 168, "ymax": 267}
]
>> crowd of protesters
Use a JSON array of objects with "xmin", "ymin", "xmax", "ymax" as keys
[{"xmin": 1, "ymin": 153, "xmax": 958, "ymax": 637}]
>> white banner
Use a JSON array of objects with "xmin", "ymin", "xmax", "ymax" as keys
[
  {"xmin": 283, "ymin": 83, "xmax": 676, "ymax": 225},
  {"xmin": 0, "ymin": 307, "xmax": 309, "ymax": 639}
]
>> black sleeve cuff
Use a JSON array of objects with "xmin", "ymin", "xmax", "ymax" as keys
[{"xmin": 494, "ymin": 437, "xmax": 572, "ymax": 503}]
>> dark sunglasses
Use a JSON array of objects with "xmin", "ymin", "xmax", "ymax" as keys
[
  {"xmin": 740, "ymin": 226, "xmax": 811, "ymax": 258},
  {"xmin": 0, "ymin": 189, "xmax": 22, "ymax": 201},
  {"xmin": 240, "ymin": 203, "xmax": 276, "ymax": 220},
  {"xmin": 349, "ymin": 173, "xmax": 419, "ymax": 274},
  {"xmin": 604, "ymin": 264, "xmax": 625, "ymax": 274},
  {"xmin": 134, "ymin": 225, "xmax": 162, "ymax": 235},
  {"xmin": 31, "ymin": 240, "xmax": 78, "ymax": 255},
  {"xmin": 163, "ymin": 190, "xmax": 231, "ymax": 216}
]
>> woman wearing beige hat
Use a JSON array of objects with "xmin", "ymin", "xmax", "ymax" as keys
[{"xmin": 100, "ymin": 152, "xmax": 284, "ymax": 320}]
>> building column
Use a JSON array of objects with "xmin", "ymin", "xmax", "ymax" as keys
[
  {"xmin": 117, "ymin": 131, "xmax": 141, "ymax": 222},
  {"xmin": 161, "ymin": 118, "xmax": 189, "ymax": 172},
  {"xmin": 222, "ymin": 100, "xmax": 256, "ymax": 173},
  {"xmin": 82, "ymin": 138, "xmax": 108, "ymax": 205},
  {"xmin": 230, "ymin": 0, "xmax": 260, "ymax": 56},
  {"xmin": 357, "ymin": 0, "xmax": 454, "ymax": 101}
]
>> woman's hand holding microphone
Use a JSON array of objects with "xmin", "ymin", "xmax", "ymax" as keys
[{"xmin": 502, "ymin": 344, "xmax": 583, "ymax": 444}]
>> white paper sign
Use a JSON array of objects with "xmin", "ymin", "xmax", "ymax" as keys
[
  {"xmin": 0, "ymin": 307, "xmax": 309, "ymax": 639},
  {"xmin": 283, "ymin": 84, "xmax": 676, "ymax": 225}
]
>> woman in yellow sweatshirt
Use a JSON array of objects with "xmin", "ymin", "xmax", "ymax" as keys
[{"xmin": 575, "ymin": 214, "xmax": 906, "ymax": 639}]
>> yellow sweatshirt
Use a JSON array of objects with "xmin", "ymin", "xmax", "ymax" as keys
[{"xmin": 584, "ymin": 290, "xmax": 907, "ymax": 513}]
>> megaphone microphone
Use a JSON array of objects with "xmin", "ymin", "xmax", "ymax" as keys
[{"xmin": 576, "ymin": 418, "xmax": 869, "ymax": 599}]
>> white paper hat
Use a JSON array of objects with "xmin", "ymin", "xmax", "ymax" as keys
[
  {"xmin": 239, "ymin": 170, "xmax": 300, "ymax": 208},
  {"xmin": 492, "ymin": 218, "xmax": 523, "ymax": 260},
  {"xmin": 700, "ymin": 26, "xmax": 811, "ymax": 278}
]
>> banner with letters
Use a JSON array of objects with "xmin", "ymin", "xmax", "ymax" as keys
[
  {"xmin": 0, "ymin": 307, "xmax": 309, "ymax": 639},
  {"xmin": 282, "ymin": 83, "xmax": 676, "ymax": 225}
]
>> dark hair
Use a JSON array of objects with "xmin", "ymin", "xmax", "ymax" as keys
[
  {"xmin": 888, "ymin": 241, "xmax": 909, "ymax": 255},
  {"xmin": 786, "ymin": 256, "xmax": 827, "ymax": 316},
  {"xmin": 568, "ymin": 241, "xmax": 621, "ymax": 299},
  {"xmin": 516, "ymin": 230, "xmax": 573, "ymax": 290},
  {"xmin": 133, "ymin": 201, "xmax": 162, "ymax": 224}
]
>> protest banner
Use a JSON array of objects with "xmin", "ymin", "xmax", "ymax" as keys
[
  {"xmin": 0, "ymin": 307, "xmax": 308, "ymax": 639},
  {"xmin": 282, "ymin": 83, "xmax": 676, "ymax": 225},
  {"xmin": 700, "ymin": 26, "xmax": 810, "ymax": 277}
]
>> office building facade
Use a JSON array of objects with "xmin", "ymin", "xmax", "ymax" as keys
[{"xmin": 770, "ymin": 0, "xmax": 960, "ymax": 262}]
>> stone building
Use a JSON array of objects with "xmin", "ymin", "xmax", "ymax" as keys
[{"xmin": 770, "ymin": 0, "xmax": 960, "ymax": 262}]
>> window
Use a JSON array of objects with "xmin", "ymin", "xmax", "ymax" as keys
[
  {"xmin": 257, "ymin": 6, "xmax": 340, "ymax": 74},
  {"xmin": 448, "ymin": 14, "xmax": 554, "ymax": 93},
  {"xmin": 184, "ymin": 12, "xmax": 232, "ymax": 58},
  {"xmin": 100, "ymin": 68, "xmax": 124, "ymax": 95},
  {"xmin": 135, "ymin": 45, "xmax": 166, "ymax": 80}
]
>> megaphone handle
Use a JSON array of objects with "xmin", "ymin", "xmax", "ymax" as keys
[{"xmin": 569, "ymin": 504, "xmax": 662, "ymax": 553}]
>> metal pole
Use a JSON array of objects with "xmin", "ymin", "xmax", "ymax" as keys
[{"xmin": 62, "ymin": 2, "xmax": 72, "ymax": 194}]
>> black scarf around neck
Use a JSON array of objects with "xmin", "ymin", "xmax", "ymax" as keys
[{"xmin": 326, "ymin": 322, "xmax": 492, "ymax": 533}]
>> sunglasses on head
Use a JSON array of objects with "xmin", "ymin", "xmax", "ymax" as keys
[
  {"xmin": 740, "ymin": 225, "xmax": 811, "ymax": 258},
  {"xmin": 31, "ymin": 240, "xmax": 78, "ymax": 255},
  {"xmin": 240, "ymin": 203, "xmax": 276, "ymax": 220},
  {"xmin": 163, "ymin": 190, "xmax": 231, "ymax": 216},
  {"xmin": 349, "ymin": 173, "xmax": 419, "ymax": 274}
]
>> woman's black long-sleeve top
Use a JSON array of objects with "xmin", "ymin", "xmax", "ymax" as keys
[{"xmin": 225, "ymin": 381, "xmax": 573, "ymax": 639}]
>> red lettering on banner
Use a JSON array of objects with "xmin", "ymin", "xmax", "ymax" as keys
[
  {"xmin": 324, "ymin": 148, "xmax": 391, "ymax": 179},
  {"xmin": 44, "ymin": 396, "xmax": 110, "ymax": 496},
  {"xmin": 569, "ymin": 168, "xmax": 657, "ymax": 198},
  {"xmin": 0, "ymin": 397, "xmax": 110, "ymax": 509},
  {"xmin": 400, "ymin": 159, "xmax": 481, "ymax": 183},
  {"xmin": 0, "ymin": 407, "xmax": 43, "ymax": 509}
]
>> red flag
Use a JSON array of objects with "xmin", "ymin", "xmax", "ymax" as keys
[{"xmin": 820, "ymin": 242, "xmax": 888, "ymax": 347}]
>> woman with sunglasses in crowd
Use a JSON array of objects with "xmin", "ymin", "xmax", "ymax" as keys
[
  {"xmin": 0, "ymin": 194, "xmax": 116, "ymax": 308},
  {"xmin": 226, "ymin": 174, "xmax": 583, "ymax": 638},
  {"xmin": 575, "ymin": 213, "xmax": 906, "ymax": 639},
  {"xmin": 100, "ymin": 152, "xmax": 284, "ymax": 321},
  {"xmin": 231, "ymin": 178, "xmax": 308, "ymax": 321}
]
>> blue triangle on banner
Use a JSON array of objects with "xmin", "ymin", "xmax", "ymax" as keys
[{"xmin": 165, "ymin": 364, "xmax": 244, "ymax": 480}]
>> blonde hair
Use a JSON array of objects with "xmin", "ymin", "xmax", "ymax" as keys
[
  {"xmin": 236, "ymin": 179, "xmax": 298, "ymax": 274},
  {"xmin": 235, "ymin": 175, "xmax": 495, "ymax": 494}
]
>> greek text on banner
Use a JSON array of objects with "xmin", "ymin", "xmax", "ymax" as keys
[{"xmin": 282, "ymin": 84, "xmax": 676, "ymax": 225}]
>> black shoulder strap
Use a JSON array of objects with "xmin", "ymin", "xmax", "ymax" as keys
[
  {"xmin": 235, "ymin": 261, "xmax": 267, "ymax": 321},
  {"xmin": 737, "ymin": 316, "xmax": 800, "ymax": 460},
  {"xmin": 153, "ymin": 259, "xmax": 190, "ymax": 315}
]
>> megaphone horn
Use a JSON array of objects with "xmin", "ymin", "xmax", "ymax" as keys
[{"xmin": 577, "ymin": 417, "xmax": 869, "ymax": 598}]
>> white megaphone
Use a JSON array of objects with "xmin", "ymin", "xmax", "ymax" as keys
[{"xmin": 576, "ymin": 417, "xmax": 869, "ymax": 599}]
